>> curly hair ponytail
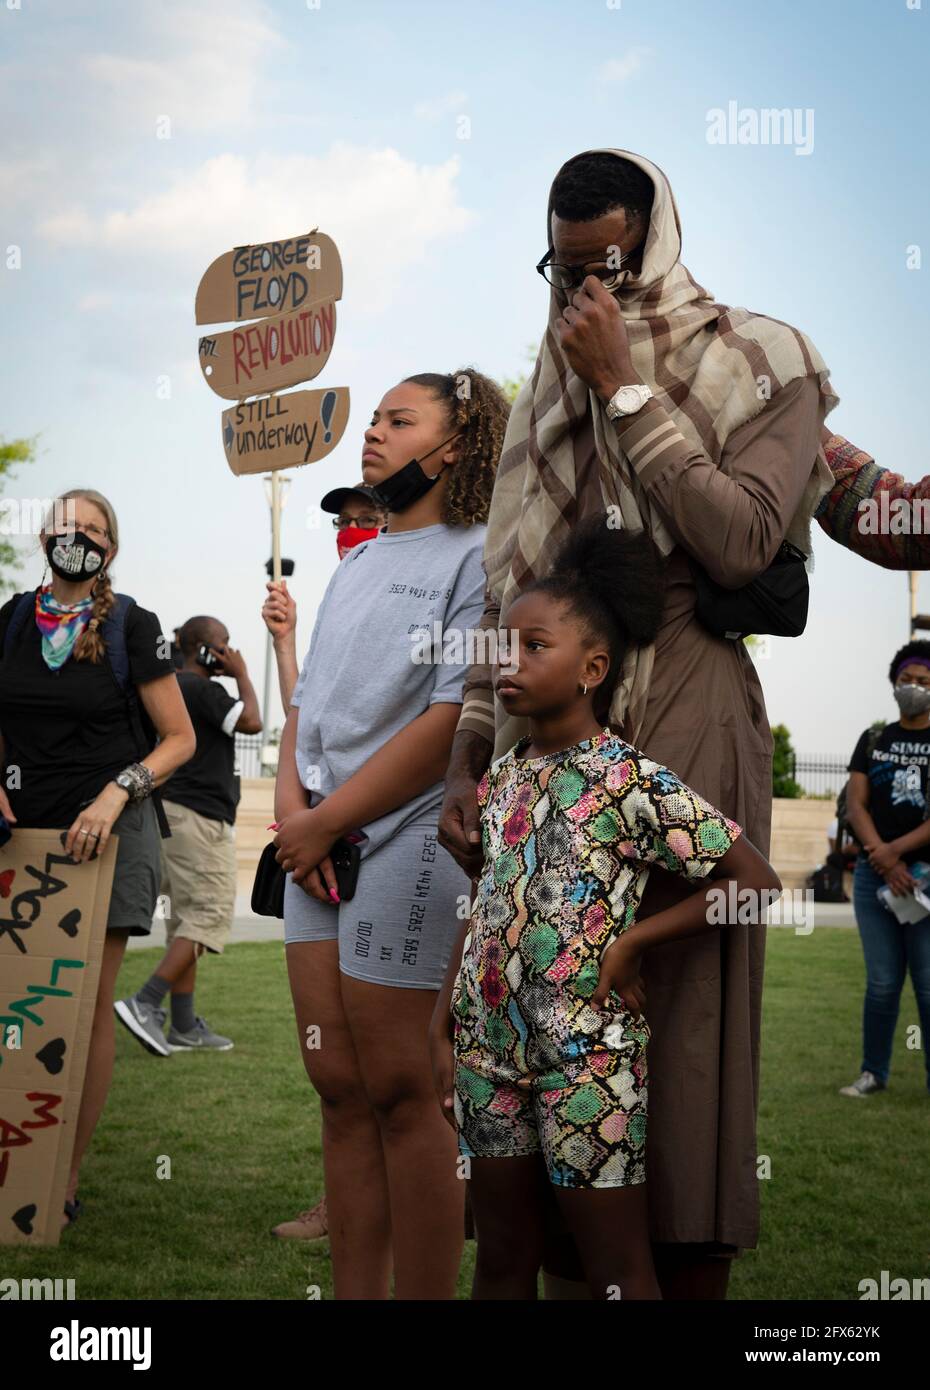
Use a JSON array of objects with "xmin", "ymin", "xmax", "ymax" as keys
[
  {"xmin": 402, "ymin": 367, "xmax": 511, "ymax": 526},
  {"xmin": 527, "ymin": 515, "xmax": 667, "ymax": 724}
]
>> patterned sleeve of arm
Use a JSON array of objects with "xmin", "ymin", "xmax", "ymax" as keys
[
  {"xmin": 608, "ymin": 376, "xmax": 824, "ymax": 588},
  {"xmin": 612, "ymin": 754, "xmax": 743, "ymax": 882},
  {"xmin": 816, "ymin": 433, "xmax": 930, "ymax": 571},
  {"xmin": 455, "ymin": 585, "xmax": 500, "ymax": 744}
]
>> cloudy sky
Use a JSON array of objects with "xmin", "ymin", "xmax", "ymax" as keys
[{"xmin": 2, "ymin": 0, "xmax": 927, "ymax": 766}]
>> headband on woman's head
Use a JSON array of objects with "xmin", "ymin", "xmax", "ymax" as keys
[{"xmin": 894, "ymin": 655, "xmax": 930, "ymax": 680}]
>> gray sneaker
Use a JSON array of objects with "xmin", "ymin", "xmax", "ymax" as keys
[
  {"xmin": 839, "ymin": 1070, "xmax": 886, "ymax": 1098},
  {"xmin": 114, "ymin": 997, "xmax": 171, "ymax": 1057},
  {"xmin": 166, "ymin": 1016, "xmax": 234, "ymax": 1052}
]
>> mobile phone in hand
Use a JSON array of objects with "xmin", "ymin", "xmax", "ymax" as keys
[{"xmin": 331, "ymin": 837, "xmax": 362, "ymax": 900}]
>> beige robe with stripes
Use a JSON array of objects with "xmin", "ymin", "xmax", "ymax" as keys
[{"xmin": 456, "ymin": 372, "xmax": 825, "ymax": 1248}]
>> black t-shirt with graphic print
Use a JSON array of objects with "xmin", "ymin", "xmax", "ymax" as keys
[
  {"xmin": 0, "ymin": 591, "xmax": 174, "ymax": 828},
  {"xmin": 848, "ymin": 721, "xmax": 930, "ymax": 864},
  {"xmin": 161, "ymin": 671, "xmax": 242, "ymax": 825}
]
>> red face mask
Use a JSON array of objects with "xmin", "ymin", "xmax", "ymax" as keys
[{"xmin": 336, "ymin": 525, "xmax": 380, "ymax": 560}]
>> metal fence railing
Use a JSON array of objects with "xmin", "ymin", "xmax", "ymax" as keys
[
  {"xmin": 786, "ymin": 755, "xmax": 849, "ymax": 799},
  {"xmin": 234, "ymin": 732, "xmax": 275, "ymax": 779}
]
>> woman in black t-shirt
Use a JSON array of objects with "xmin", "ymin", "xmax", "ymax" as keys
[
  {"xmin": 0, "ymin": 488, "xmax": 195, "ymax": 1229},
  {"xmin": 841, "ymin": 640, "xmax": 930, "ymax": 1099}
]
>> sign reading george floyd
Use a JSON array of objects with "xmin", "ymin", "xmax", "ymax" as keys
[
  {"xmin": 196, "ymin": 227, "xmax": 349, "ymax": 474},
  {"xmin": 0, "ymin": 830, "xmax": 115, "ymax": 1246},
  {"xmin": 222, "ymin": 386, "xmax": 351, "ymax": 475},
  {"xmin": 195, "ymin": 231, "xmax": 343, "ymax": 326}
]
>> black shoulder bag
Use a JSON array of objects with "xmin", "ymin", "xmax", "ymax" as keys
[{"xmin": 688, "ymin": 539, "xmax": 810, "ymax": 642}]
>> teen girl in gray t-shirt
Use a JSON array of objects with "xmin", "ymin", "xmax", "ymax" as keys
[{"xmin": 272, "ymin": 369, "xmax": 510, "ymax": 1299}]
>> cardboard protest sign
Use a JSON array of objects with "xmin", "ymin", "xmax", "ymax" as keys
[
  {"xmin": 198, "ymin": 300, "xmax": 338, "ymax": 400},
  {"xmin": 0, "ymin": 830, "xmax": 116, "ymax": 1246},
  {"xmin": 222, "ymin": 386, "xmax": 350, "ymax": 475},
  {"xmin": 195, "ymin": 231, "xmax": 343, "ymax": 326},
  {"xmin": 196, "ymin": 225, "xmax": 351, "ymax": 579}
]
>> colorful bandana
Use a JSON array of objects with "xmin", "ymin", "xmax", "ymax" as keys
[{"xmin": 34, "ymin": 585, "xmax": 95, "ymax": 670}]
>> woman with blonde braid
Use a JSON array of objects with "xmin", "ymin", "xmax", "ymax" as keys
[{"xmin": 0, "ymin": 489, "xmax": 195, "ymax": 1229}]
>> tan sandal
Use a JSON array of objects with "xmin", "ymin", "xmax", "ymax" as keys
[{"xmin": 271, "ymin": 1197, "xmax": 328, "ymax": 1240}]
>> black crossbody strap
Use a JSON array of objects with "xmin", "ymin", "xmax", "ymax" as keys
[{"xmin": 102, "ymin": 596, "xmax": 171, "ymax": 840}]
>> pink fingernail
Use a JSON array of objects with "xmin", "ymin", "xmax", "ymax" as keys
[
  {"xmin": 329, "ymin": 888, "xmax": 340, "ymax": 903},
  {"xmin": 267, "ymin": 822, "xmax": 280, "ymax": 831}
]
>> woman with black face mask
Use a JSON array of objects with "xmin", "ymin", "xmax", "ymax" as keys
[
  {"xmin": 840, "ymin": 641, "xmax": 930, "ymax": 1099},
  {"xmin": 271, "ymin": 368, "xmax": 509, "ymax": 1297},
  {"xmin": 0, "ymin": 488, "xmax": 195, "ymax": 1229}
]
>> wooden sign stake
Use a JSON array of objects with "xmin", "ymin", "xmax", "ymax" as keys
[{"xmin": 270, "ymin": 465, "xmax": 282, "ymax": 585}]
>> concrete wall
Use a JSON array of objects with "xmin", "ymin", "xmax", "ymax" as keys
[
  {"xmin": 236, "ymin": 779, "xmax": 275, "ymax": 896},
  {"xmin": 234, "ymin": 781, "xmax": 837, "ymax": 894}
]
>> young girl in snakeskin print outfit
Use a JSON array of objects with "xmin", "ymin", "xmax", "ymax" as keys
[{"xmin": 430, "ymin": 517, "xmax": 782, "ymax": 1299}]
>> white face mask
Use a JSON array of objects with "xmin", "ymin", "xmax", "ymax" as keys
[{"xmin": 894, "ymin": 682, "xmax": 930, "ymax": 717}]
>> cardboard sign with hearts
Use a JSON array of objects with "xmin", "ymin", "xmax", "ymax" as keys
[{"xmin": 0, "ymin": 830, "xmax": 116, "ymax": 1245}]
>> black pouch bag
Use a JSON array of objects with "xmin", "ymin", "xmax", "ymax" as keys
[
  {"xmin": 688, "ymin": 539, "xmax": 810, "ymax": 642},
  {"xmin": 251, "ymin": 841, "xmax": 286, "ymax": 918},
  {"xmin": 251, "ymin": 836, "xmax": 363, "ymax": 918}
]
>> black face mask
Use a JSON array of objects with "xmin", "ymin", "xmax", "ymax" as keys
[
  {"xmin": 45, "ymin": 530, "xmax": 108, "ymax": 581},
  {"xmin": 367, "ymin": 432, "xmax": 460, "ymax": 513}
]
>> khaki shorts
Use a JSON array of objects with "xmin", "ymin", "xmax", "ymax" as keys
[{"xmin": 159, "ymin": 798, "xmax": 237, "ymax": 954}]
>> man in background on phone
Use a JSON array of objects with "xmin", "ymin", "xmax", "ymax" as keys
[{"xmin": 115, "ymin": 616, "xmax": 262, "ymax": 1055}]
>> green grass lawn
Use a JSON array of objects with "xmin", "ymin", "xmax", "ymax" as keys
[{"xmin": 3, "ymin": 929, "xmax": 927, "ymax": 1300}]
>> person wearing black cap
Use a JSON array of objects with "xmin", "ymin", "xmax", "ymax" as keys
[{"xmin": 324, "ymin": 483, "xmax": 388, "ymax": 562}]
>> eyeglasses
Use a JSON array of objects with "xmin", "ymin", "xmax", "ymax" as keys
[
  {"xmin": 54, "ymin": 520, "xmax": 111, "ymax": 542},
  {"xmin": 332, "ymin": 515, "xmax": 383, "ymax": 531},
  {"xmin": 536, "ymin": 246, "xmax": 629, "ymax": 292}
]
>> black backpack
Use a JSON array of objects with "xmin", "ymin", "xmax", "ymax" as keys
[{"xmin": 807, "ymin": 852, "xmax": 849, "ymax": 903}]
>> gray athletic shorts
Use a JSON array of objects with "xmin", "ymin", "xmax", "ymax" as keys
[
  {"xmin": 105, "ymin": 796, "xmax": 161, "ymax": 936},
  {"xmin": 283, "ymin": 818, "xmax": 470, "ymax": 989}
]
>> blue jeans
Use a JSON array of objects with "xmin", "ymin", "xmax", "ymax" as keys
[{"xmin": 853, "ymin": 858, "xmax": 930, "ymax": 1088}]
